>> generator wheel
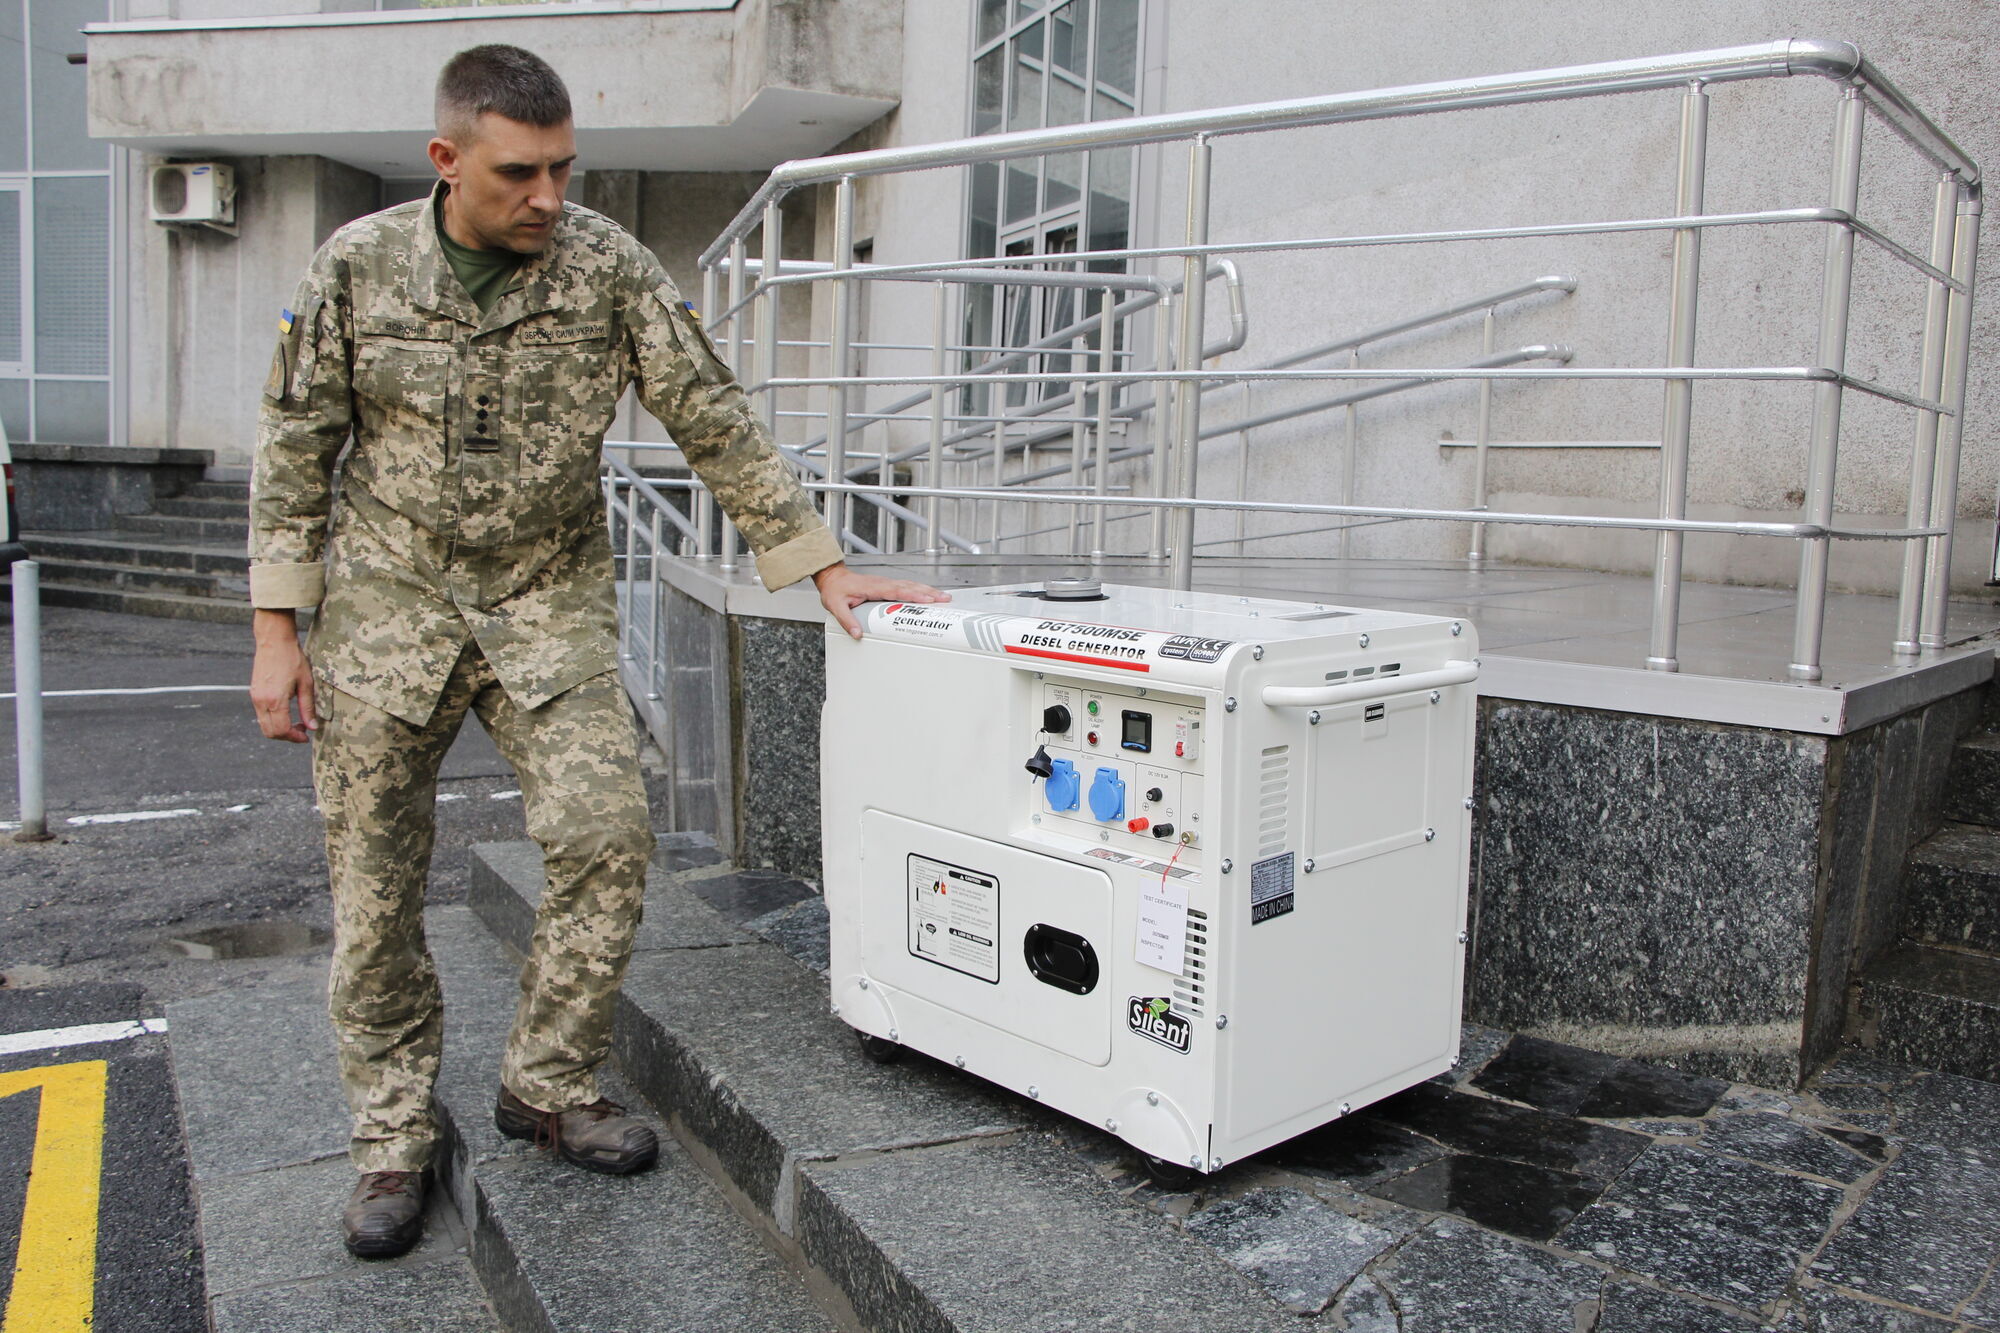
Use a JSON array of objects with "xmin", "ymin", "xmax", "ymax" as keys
[
  {"xmin": 1140, "ymin": 1154, "xmax": 1203, "ymax": 1191},
  {"xmin": 856, "ymin": 1033, "xmax": 905, "ymax": 1065}
]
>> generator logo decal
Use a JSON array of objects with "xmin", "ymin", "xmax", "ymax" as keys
[
  {"xmin": 1127, "ymin": 996, "xmax": 1192, "ymax": 1054},
  {"xmin": 1159, "ymin": 634, "xmax": 1233, "ymax": 663},
  {"xmin": 1250, "ymin": 852, "xmax": 1296, "ymax": 925}
]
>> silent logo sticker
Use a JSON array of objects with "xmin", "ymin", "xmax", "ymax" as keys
[{"xmin": 1127, "ymin": 996, "xmax": 1192, "ymax": 1053}]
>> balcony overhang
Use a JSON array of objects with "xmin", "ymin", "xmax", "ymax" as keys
[{"xmin": 85, "ymin": 0, "xmax": 901, "ymax": 176}]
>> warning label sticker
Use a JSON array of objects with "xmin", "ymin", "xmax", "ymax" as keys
[
  {"xmin": 908, "ymin": 854, "xmax": 1001, "ymax": 983},
  {"xmin": 1250, "ymin": 852, "xmax": 1296, "ymax": 925}
]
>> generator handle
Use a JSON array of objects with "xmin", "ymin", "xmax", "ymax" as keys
[{"xmin": 1260, "ymin": 661, "xmax": 1479, "ymax": 710}]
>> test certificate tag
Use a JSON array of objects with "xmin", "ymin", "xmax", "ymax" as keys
[
  {"xmin": 907, "ymin": 854, "xmax": 1000, "ymax": 983},
  {"xmin": 1135, "ymin": 866, "xmax": 1190, "ymax": 974}
]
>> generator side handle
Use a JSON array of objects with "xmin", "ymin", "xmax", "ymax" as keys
[{"xmin": 1260, "ymin": 661, "xmax": 1479, "ymax": 710}]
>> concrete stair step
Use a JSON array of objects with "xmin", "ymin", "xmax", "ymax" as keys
[
  {"xmin": 154, "ymin": 495, "xmax": 251, "ymax": 521},
  {"xmin": 181, "ymin": 480, "xmax": 251, "ymax": 501},
  {"xmin": 1854, "ymin": 942, "xmax": 2000, "ymax": 1082},
  {"xmin": 1942, "ymin": 732, "xmax": 2000, "ymax": 826},
  {"xmin": 5, "ymin": 579, "xmax": 255, "ymax": 624},
  {"xmin": 1903, "ymin": 824, "xmax": 2000, "ymax": 953},
  {"xmin": 23, "ymin": 556, "xmax": 247, "ymax": 600},
  {"xmin": 112, "ymin": 512, "xmax": 250, "ymax": 544},
  {"xmin": 423, "ymin": 904, "xmax": 843, "ymax": 1333},
  {"xmin": 25, "ymin": 531, "xmax": 249, "ymax": 574},
  {"xmin": 467, "ymin": 837, "xmax": 1303, "ymax": 1333}
]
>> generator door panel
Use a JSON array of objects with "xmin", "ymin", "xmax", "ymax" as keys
[{"xmin": 860, "ymin": 810, "xmax": 1116, "ymax": 1066}]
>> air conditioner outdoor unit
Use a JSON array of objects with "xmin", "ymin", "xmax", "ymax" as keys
[
  {"xmin": 822, "ymin": 580, "xmax": 1480, "ymax": 1178},
  {"xmin": 149, "ymin": 163, "xmax": 236, "ymax": 230}
]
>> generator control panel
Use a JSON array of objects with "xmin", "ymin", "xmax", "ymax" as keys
[{"xmin": 1033, "ymin": 677, "xmax": 1205, "ymax": 862}]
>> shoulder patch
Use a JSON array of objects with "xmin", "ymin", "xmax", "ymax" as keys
[{"xmin": 279, "ymin": 308, "xmax": 295, "ymax": 335}]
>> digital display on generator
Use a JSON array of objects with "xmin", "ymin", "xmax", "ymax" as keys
[{"xmin": 1121, "ymin": 710, "xmax": 1152, "ymax": 753}]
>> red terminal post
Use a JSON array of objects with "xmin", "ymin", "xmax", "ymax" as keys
[{"xmin": 1127, "ymin": 817, "xmax": 1150, "ymax": 834}]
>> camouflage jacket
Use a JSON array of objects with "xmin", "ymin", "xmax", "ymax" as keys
[{"xmin": 250, "ymin": 184, "xmax": 840, "ymax": 725}]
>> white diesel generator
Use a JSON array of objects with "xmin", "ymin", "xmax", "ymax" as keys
[{"xmin": 821, "ymin": 580, "xmax": 1478, "ymax": 1175}]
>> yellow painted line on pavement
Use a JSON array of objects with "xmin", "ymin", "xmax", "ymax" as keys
[{"xmin": 0, "ymin": 1060, "xmax": 109, "ymax": 1333}]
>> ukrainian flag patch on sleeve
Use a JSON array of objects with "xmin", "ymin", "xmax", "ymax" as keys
[{"xmin": 279, "ymin": 307, "xmax": 295, "ymax": 335}]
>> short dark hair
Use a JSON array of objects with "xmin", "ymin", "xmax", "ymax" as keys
[{"xmin": 435, "ymin": 45, "xmax": 572, "ymax": 143}]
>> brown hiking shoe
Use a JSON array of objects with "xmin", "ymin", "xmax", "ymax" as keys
[
  {"xmin": 494, "ymin": 1087, "xmax": 660, "ymax": 1175},
  {"xmin": 341, "ymin": 1170, "xmax": 425, "ymax": 1259}
]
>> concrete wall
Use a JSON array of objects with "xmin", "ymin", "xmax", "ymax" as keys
[{"xmin": 128, "ymin": 153, "xmax": 378, "ymax": 466}]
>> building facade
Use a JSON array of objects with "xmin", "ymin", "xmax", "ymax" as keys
[{"xmin": 71, "ymin": 0, "xmax": 2000, "ymax": 595}]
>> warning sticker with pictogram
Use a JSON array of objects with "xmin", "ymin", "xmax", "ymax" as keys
[{"xmin": 907, "ymin": 853, "xmax": 1001, "ymax": 983}]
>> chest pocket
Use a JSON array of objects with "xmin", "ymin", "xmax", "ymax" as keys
[
  {"xmin": 351, "ymin": 331, "xmax": 453, "ymax": 526},
  {"xmin": 503, "ymin": 318, "xmax": 624, "ymax": 542}
]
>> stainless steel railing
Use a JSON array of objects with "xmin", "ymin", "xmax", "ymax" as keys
[{"xmin": 655, "ymin": 38, "xmax": 1978, "ymax": 683}]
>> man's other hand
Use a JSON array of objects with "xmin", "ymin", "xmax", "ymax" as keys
[
  {"xmin": 250, "ymin": 608, "xmax": 318, "ymax": 742},
  {"xmin": 813, "ymin": 563, "xmax": 951, "ymax": 641}
]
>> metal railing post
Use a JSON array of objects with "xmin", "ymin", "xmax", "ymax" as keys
[
  {"xmin": 12, "ymin": 560, "xmax": 48, "ymax": 841},
  {"xmin": 1647, "ymin": 80, "xmax": 1711, "ymax": 671},
  {"xmin": 1067, "ymin": 319, "xmax": 1088, "ymax": 554},
  {"xmin": 735, "ymin": 199, "xmax": 786, "ymax": 574},
  {"xmin": 1147, "ymin": 292, "xmax": 1174, "ymax": 559},
  {"xmin": 1168, "ymin": 135, "xmax": 1215, "ymax": 592},
  {"xmin": 1092, "ymin": 288, "xmax": 1116, "ymax": 559},
  {"xmin": 825, "ymin": 175, "xmax": 857, "ymax": 548},
  {"xmin": 696, "ymin": 266, "xmax": 720, "ymax": 557},
  {"xmin": 646, "ymin": 508, "xmax": 664, "ymax": 702},
  {"xmin": 1466, "ymin": 304, "xmax": 1501, "ymax": 565},
  {"xmin": 1789, "ymin": 85, "xmax": 1865, "ymax": 682},
  {"xmin": 1921, "ymin": 186, "xmax": 1982, "ymax": 648},
  {"xmin": 1895, "ymin": 173, "xmax": 1962, "ymax": 653},
  {"xmin": 1340, "ymin": 346, "xmax": 1359, "ymax": 561},
  {"xmin": 926, "ymin": 280, "xmax": 947, "ymax": 558}
]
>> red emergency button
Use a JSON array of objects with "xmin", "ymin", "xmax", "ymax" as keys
[{"xmin": 1127, "ymin": 817, "xmax": 1150, "ymax": 834}]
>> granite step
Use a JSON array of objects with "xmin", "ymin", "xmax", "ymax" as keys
[
  {"xmin": 181, "ymin": 480, "xmax": 252, "ymax": 502},
  {"xmin": 164, "ymin": 956, "xmax": 503, "ymax": 1333},
  {"xmin": 468, "ymin": 837, "xmax": 1306, "ymax": 1333},
  {"xmin": 422, "ymin": 904, "xmax": 843, "ymax": 1333},
  {"xmin": 3, "ymin": 578, "xmax": 255, "ymax": 623},
  {"xmin": 1853, "ymin": 942, "xmax": 2000, "ymax": 1082},
  {"xmin": 154, "ymin": 495, "xmax": 252, "ymax": 521},
  {"xmin": 1903, "ymin": 824, "xmax": 2000, "ymax": 953},
  {"xmin": 24, "ymin": 530, "xmax": 249, "ymax": 575},
  {"xmin": 1942, "ymin": 731, "xmax": 2000, "ymax": 826},
  {"xmin": 23, "ymin": 555, "xmax": 248, "ymax": 600},
  {"xmin": 111, "ymin": 512, "xmax": 251, "ymax": 544}
]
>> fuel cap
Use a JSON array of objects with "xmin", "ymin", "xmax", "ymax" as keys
[{"xmin": 1042, "ymin": 576, "xmax": 1103, "ymax": 600}]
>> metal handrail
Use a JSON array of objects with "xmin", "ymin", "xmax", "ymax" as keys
[
  {"xmin": 701, "ymin": 39, "xmax": 1975, "ymax": 269},
  {"xmin": 659, "ymin": 38, "xmax": 1982, "ymax": 688}
]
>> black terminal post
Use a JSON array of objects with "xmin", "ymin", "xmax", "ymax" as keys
[{"xmin": 1024, "ymin": 744, "xmax": 1055, "ymax": 781}]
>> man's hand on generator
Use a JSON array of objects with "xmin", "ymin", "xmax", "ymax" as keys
[
  {"xmin": 814, "ymin": 562, "xmax": 951, "ymax": 641},
  {"xmin": 251, "ymin": 608, "xmax": 318, "ymax": 742}
]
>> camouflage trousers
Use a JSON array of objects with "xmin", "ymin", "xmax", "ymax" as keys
[{"xmin": 313, "ymin": 642, "xmax": 655, "ymax": 1173}]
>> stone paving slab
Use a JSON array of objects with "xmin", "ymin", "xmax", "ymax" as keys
[
  {"xmin": 468, "ymin": 839, "xmax": 746, "ymax": 958},
  {"xmin": 167, "ymin": 972, "xmax": 349, "ymax": 1181},
  {"xmin": 796, "ymin": 1134, "xmax": 1299, "ymax": 1333},
  {"xmin": 210, "ymin": 1260, "xmax": 499, "ymax": 1333}
]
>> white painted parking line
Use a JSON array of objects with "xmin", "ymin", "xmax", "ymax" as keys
[
  {"xmin": 0, "ymin": 1018, "xmax": 168, "ymax": 1058},
  {"xmin": 490, "ymin": 790, "xmax": 521, "ymax": 801},
  {"xmin": 0, "ymin": 686, "xmax": 246, "ymax": 700},
  {"xmin": 65, "ymin": 809, "xmax": 204, "ymax": 827}
]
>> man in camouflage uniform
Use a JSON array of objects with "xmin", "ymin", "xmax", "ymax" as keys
[{"xmin": 248, "ymin": 44, "xmax": 945, "ymax": 1258}]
